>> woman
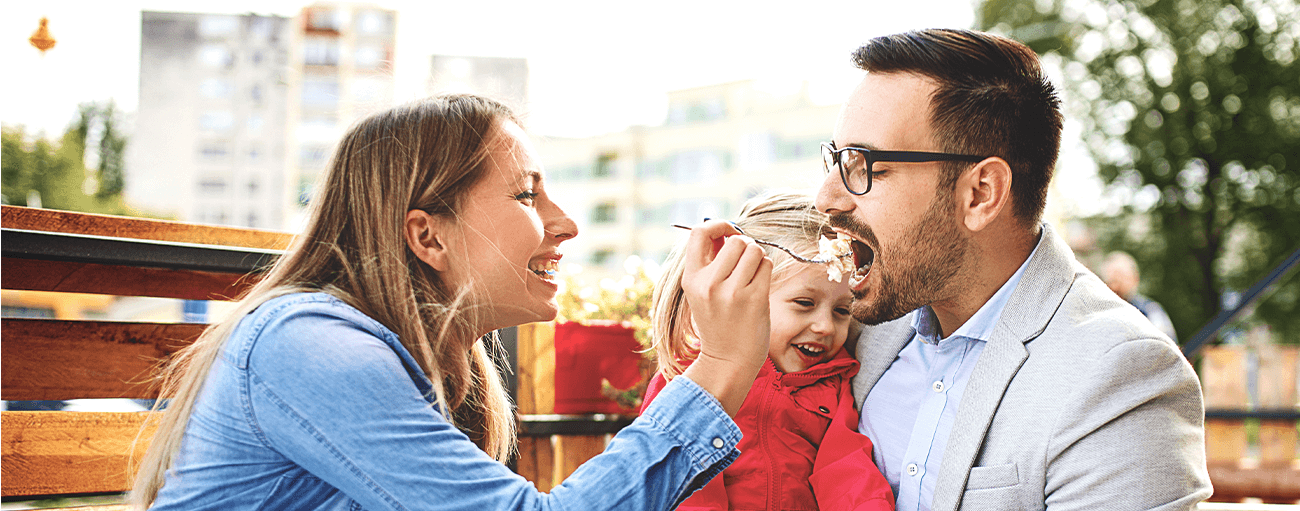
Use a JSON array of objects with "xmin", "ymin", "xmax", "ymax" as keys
[{"xmin": 131, "ymin": 94, "xmax": 772, "ymax": 510}]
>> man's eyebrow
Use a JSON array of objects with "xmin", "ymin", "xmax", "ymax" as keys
[{"xmin": 840, "ymin": 141, "xmax": 883, "ymax": 151}]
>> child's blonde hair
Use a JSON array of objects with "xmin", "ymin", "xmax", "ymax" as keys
[{"xmin": 650, "ymin": 190, "xmax": 835, "ymax": 378}]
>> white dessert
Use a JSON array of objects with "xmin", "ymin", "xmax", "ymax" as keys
[{"xmin": 819, "ymin": 233, "xmax": 855, "ymax": 283}]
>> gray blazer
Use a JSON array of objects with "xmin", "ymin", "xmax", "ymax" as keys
[{"xmin": 852, "ymin": 223, "xmax": 1213, "ymax": 511}]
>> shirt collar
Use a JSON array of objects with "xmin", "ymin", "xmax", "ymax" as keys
[{"xmin": 911, "ymin": 232, "xmax": 1043, "ymax": 345}]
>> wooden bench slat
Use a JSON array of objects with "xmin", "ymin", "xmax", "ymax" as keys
[
  {"xmin": 2, "ymin": 257, "xmax": 257, "ymax": 300},
  {"xmin": 2, "ymin": 205, "xmax": 294, "ymax": 250},
  {"xmin": 1, "ymin": 411, "xmax": 158, "ymax": 498},
  {"xmin": 1, "ymin": 319, "xmax": 202, "ymax": 401}
]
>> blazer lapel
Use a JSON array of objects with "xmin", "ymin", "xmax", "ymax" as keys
[
  {"xmin": 930, "ymin": 223, "xmax": 1079, "ymax": 511},
  {"xmin": 851, "ymin": 311, "xmax": 917, "ymax": 409}
]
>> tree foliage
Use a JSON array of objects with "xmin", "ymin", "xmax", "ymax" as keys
[
  {"xmin": 2, "ymin": 101, "xmax": 132, "ymax": 215},
  {"xmin": 978, "ymin": 0, "xmax": 1300, "ymax": 344}
]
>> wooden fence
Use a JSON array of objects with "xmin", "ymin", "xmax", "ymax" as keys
[{"xmin": 1201, "ymin": 340, "xmax": 1300, "ymax": 503}]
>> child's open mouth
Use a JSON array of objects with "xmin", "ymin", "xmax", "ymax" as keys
[{"xmin": 794, "ymin": 343, "xmax": 825, "ymax": 359}]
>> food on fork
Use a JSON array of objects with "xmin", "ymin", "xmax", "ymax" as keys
[{"xmin": 819, "ymin": 233, "xmax": 855, "ymax": 283}]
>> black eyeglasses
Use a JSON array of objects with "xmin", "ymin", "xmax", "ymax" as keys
[{"xmin": 821, "ymin": 141, "xmax": 987, "ymax": 195}]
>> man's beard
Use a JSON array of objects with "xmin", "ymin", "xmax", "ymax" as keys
[{"xmin": 830, "ymin": 189, "xmax": 969, "ymax": 326}]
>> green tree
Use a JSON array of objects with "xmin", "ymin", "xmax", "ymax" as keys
[
  {"xmin": 2, "ymin": 101, "xmax": 132, "ymax": 215},
  {"xmin": 978, "ymin": 0, "xmax": 1300, "ymax": 345}
]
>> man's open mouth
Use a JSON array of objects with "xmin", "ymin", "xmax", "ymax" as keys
[{"xmin": 849, "ymin": 239, "xmax": 875, "ymax": 286}]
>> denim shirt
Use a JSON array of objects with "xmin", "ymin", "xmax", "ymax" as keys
[{"xmin": 151, "ymin": 292, "xmax": 741, "ymax": 510}]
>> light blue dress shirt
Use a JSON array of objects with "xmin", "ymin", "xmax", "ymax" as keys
[
  {"xmin": 859, "ymin": 242, "xmax": 1040, "ymax": 511},
  {"xmin": 151, "ymin": 292, "xmax": 741, "ymax": 510}
]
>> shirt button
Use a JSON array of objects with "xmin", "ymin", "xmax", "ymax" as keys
[
  {"xmin": 712, "ymin": 437, "xmax": 725, "ymax": 449},
  {"xmin": 932, "ymin": 381, "xmax": 945, "ymax": 393},
  {"xmin": 907, "ymin": 463, "xmax": 919, "ymax": 476},
  {"xmin": 818, "ymin": 406, "xmax": 830, "ymax": 414}
]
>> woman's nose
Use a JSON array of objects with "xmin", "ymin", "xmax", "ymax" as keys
[{"xmin": 544, "ymin": 200, "xmax": 579, "ymax": 241}]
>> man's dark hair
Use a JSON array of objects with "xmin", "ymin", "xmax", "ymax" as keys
[{"xmin": 853, "ymin": 28, "xmax": 1063, "ymax": 227}]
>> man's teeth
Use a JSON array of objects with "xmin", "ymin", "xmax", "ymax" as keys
[{"xmin": 530, "ymin": 259, "xmax": 559, "ymax": 277}]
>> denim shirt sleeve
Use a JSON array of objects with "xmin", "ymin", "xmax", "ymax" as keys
[{"xmin": 242, "ymin": 301, "xmax": 741, "ymax": 511}]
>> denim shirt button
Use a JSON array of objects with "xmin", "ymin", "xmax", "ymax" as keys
[{"xmin": 711, "ymin": 437, "xmax": 724, "ymax": 449}]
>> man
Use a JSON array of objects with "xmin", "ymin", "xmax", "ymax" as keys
[
  {"xmin": 1102, "ymin": 251, "xmax": 1180, "ymax": 342},
  {"xmin": 815, "ymin": 29, "xmax": 1211, "ymax": 511}
]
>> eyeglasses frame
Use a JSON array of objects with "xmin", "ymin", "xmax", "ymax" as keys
[{"xmin": 821, "ymin": 141, "xmax": 988, "ymax": 195}]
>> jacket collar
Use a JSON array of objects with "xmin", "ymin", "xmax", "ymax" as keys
[
  {"xmin": 762, "ymin": 349, "xmax": 860, "ymax": 389},
  {"xmin": 930, "ymin": 222, "xmax": 1079, "ymax": 511}
]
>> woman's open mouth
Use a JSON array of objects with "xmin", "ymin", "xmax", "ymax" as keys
[{"xmin": 529, "ymin": 259, "xmax": 559, "ymax": 283}]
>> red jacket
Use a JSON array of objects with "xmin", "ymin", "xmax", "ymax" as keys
[{"xmin": 642, "ymin": 351, "xmax": 894, "ymax": 511}]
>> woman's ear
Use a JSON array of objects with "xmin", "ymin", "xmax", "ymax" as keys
[{"xmin": 405, "ymin": 209, "xmax": 453, "ymax": 272}]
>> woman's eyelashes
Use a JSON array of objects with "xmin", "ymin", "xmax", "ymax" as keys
[{"xmin": 514, "ymin": 190, "xmax": 538, "ymax": 204}]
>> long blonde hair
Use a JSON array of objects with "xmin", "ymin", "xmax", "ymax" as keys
[
  {"xmin": 649, "ymin": 190, "xmax": 834, "ymax": 378},
  {"xmin": 131, "ymin": 95, "xmax": 518, "ymax": 507}
]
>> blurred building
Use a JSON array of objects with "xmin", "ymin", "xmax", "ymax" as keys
[
  {"xmin": 128, "ymin": 11, "xmax": 293, "ymax": 228},
  {"xmin": 287, "ymin": 2, "xmax": 397, "ymax": 227},
  {"xmin": 537, "ymin": 80, "xmax": 838, "ymax": 277},
  {"xmin": 127, "ymin": 4, "xmax": 396, "ymax": 231},
  {"xmin": 426, "ymin": 55, "xmax": 529, "ymax": 114}
]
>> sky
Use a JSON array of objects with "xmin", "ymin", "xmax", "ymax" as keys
[{"xmin": 2, "ymin": 0, "xmax": 980, "ymax": 138}]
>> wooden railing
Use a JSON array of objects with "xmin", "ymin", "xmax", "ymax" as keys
[
  {"xmin": 1201, "ymin": 340, "xmax": 1300, "ymax": 503},
  {"xmin": 2, "ymin": 205, "xmax": 290, "ymax": 508}
]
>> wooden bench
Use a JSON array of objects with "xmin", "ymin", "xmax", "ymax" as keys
[
  {"xmin": 0, "ymin": 205, "xmax": 627, "ymax": 508},
  {"xmin": 2, "ymin": 205, "xmax": 289, "ymax": 508}
]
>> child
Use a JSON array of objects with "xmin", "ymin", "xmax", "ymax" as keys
[{"xmin": 643, "ymin": 190, "xmax": 894, "ymax": 511}]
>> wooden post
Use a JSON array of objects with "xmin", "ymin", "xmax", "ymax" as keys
[
  {"xmin": 1202, "ymin": 346, "xmax": 1250, "ymax": 465},
  {"xmin": 552, "ymin": 435, "xmax": 606, "ymax": 488},
  {"xmin": 1255, "ymin": 343, "xmax": 1298, "ymax": 469},
  {"xmin": 515, "ymin": 322, "xmax": 556, "ymax": 491}
]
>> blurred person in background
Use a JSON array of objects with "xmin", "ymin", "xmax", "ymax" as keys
[{"xmin": 1101, "ymin": 251, "xmax": 1178, "ymax": 343}]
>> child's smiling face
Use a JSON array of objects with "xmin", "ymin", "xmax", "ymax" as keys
[{"xmin": 767, "ymin": 265, "xmax": 854, "ymax": 373}]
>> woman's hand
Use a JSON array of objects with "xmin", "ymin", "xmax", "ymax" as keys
[{"xmin": 678, "ymin": 220, "xmax": 772, "ymax": 417}]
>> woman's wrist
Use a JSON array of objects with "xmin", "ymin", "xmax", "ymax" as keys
[{"xmin": 681, "ymin": 354, "xmax": 761, "ymax": 417}]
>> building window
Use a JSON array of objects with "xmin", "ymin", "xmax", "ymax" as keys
[
  {"xmin": 199, "ymin": 142, "xmax": 230, "ymax": 161},
  {"xmin": 300, "ymin": 144, "xmax": 331, "ymax": 168},
  {"xmin": 198, "ymin": 177, "xmax": 228, "ymax": 194},
  {"xmin": 199, "ymin": 111, "xmax": 234, "ymax": 133},
  {"xmin": 591, "ymin": 248, "xmax": 616, "ymax": 267},
  {"xmin": 247, "ymin": 114, "xmax": 264, "ymax": 135},
  {"xmin": 591, "ymin": 202, "xmax": 617, "ymax": 224},
  {"xmin": 198, "ymin": 16, "xmax": 238, "ymax": 38},
  {"xmin": 200, "ymin": 45, "xmax": 234, "ymax": 68},
  {"xmin": 593, "ymin": 152, "xmax": 617, "ymax": 178},
  {"xmin": 302, "ymin": 77, "xmax": 339, "ymax": 108},
  {"xmin": 356, "ymin": 10, "xmax": 391, "ymax": 35},
  {"xmin": 353, "ymin": 76, "xmax": 388, "ymax": 104},
  {"xmin": 305, "ymin": 8, "xmax": 342, "ymax": 32},
  {"xmin": 304, "ymin": 37, "xmax": 339, "ymax": 66},
  {"xmin": 200, "ymin": 78, "xmax": 233, "ymax": 98},
  {"xmin": 670, "ymin": 150, "xmax": 727, "ymax": 184},
  {"xmin": 355, "ymin": 45, "xmax": 385, "ymax": 69}
]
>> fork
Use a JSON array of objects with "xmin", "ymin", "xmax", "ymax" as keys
[{"xmin": 671, "ymin": 224, "xmax": 843, "ymax": 265}]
